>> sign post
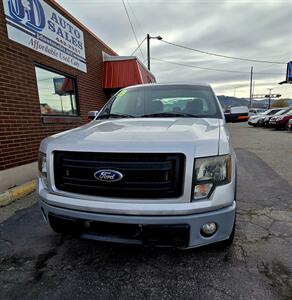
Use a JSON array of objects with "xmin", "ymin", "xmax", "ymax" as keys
[{"xmin": 286, "ymin": 61, "xmax": 292, "ymax": 83}]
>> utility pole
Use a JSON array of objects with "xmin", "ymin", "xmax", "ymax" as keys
[
  {"xmin": 147, "ymin": 34, "xmax": 150, "ymax": 70},
  {"xmin": 146, "ymin": 34, "xmax": 162, "ymax": 71},
  {"xmin": 249, "ymin": 66, "xmax": 253, "ymax": 108},
  {"xmin": 267, "ymin": 88, "xmax": 273, "ymax": 109}
]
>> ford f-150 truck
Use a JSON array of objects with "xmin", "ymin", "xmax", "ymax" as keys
[{"xmin": 38, "ymin": 83, "xmax": 237, "ymax": 249}]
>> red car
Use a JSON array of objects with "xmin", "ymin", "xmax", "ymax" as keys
[
  {"xmin": 288, "ymin": 119, "xmax": 292, "ymax": 131},
  {"xmin": 269, "ymin": 108, "xmax": 292, "ymax": 129}
]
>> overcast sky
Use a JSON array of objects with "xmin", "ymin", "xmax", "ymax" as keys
[{"xmin": 57, "ymin": 0, "xmax": 292, "ymax": 98}]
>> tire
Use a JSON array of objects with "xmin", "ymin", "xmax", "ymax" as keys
[
  {"xmin": 285, "ymin": 122, "xmax": 289, "ymax": 130},
  {"xmin": 221, "ymin": 220, "xmax": 236, "ymax": 246}
]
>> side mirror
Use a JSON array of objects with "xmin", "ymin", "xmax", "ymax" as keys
[
  {"xmin": 224, "ymin": 106, "xmax": 249, "ymax": 123},
  {"xmin": 88, "ymin": 110, "xmax": 99, "ymax": 121}
]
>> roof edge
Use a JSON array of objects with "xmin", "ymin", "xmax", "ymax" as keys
[
  {"xmin": 102, "ymin": 52, "xmax": 156, "ymax": 79},
  {"xmin": 102, "ymin": 52, "xmax": 136, "ymax": 62}
]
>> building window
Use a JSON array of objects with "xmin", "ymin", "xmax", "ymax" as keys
[{"xmin": 35, "ymin": 66, "xmax": 78, "ymax": 116}]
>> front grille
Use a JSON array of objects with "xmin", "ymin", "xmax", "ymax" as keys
[{"xmin": 54, "ymin": 151, "xmax": 185, "ymax": 198}]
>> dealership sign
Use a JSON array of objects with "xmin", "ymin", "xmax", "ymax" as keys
[{"xmin": 3, "ymin": 0, "xmax": 87, "ymax": 72}]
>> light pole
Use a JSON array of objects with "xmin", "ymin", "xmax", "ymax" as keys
[
  {"xmin": 146, "ymin": 34, "xmax": 162, "ymax": 70},
  {"xmin": 267, "ymin": 88, "xmax": 273, "ymax": 109},
  {"xmin": 249, "ymin": 66, "xmax": 253, "ymax": 108}
]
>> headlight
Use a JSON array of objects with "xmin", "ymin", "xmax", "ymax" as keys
[
  {"xmin": 193, "ymin": 155, "xmax": 231, "ymax": 200},
  {"xmin": 38, "ymin": 152, "xmax": 48, "ymax": 188}
]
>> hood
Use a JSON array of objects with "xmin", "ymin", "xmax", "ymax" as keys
[
  {"xmin": 250, "ymin": 114, "xmax": 264, "ymax": 120},
  {"xmin": 41, "ymin": 118, "xmax": 222, "ymax": 157}
]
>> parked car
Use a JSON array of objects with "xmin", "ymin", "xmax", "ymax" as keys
[
  {"xmin": 248, "ymin": 108, "xmax": 282, "ymax": 127},
  {"xmin": 259, "ymin": 108, "xmax": 290, "ymax": 127},
  {"xmin": 269, "ymin": 108, "xmax": 292, "ymax": 130},
  {"xmin": 288, "ymin": 119, "xmax": 292, "ymax": 131},
  {"xmin": 38, "ymin": 83, "xmax": 238, "ymax": 249},
  {"xmin": 249, "ymin": 108, "xmax": 265, "ymax": 116},
  {"xmin": 224, "ymin": 106, "xmax": 249, "ymax": 122}
]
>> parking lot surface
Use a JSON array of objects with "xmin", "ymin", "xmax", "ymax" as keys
[{"xmin": 0, "ymin": 123, "xmax": 291, "ymax": 299}]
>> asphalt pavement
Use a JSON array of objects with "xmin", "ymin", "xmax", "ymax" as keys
[{"xmin": 0, "ymin": 123, "xmax": 292, "ymax": 300}]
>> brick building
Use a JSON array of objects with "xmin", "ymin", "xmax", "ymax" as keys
[{"xmin": 0, "ymin": 0, "xmax": 154, "ymax": 192}]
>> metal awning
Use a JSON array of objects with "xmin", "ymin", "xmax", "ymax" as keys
[{"xmin": 102, "ymin": 53, "xmax": 156, "ymax": 89}]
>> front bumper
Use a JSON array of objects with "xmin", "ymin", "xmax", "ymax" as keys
[
  {"xmin": 248, "ymin": 119, "xmax": 259, "ymax": 125},
  {"xmin": 40, "ymin": 200, "xmax": 236, "ymax": 249}
]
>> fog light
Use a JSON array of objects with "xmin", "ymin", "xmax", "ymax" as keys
[{"xmin": 201, "ymin": 222, "xmax": 217, "ymax": 237}]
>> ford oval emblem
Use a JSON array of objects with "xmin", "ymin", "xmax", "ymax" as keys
[{"xmin": 94, "ymin": 169, "xmax": 123, "ymax": 182}]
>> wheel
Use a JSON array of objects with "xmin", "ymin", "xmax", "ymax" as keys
[
  {"xmin": 285, "ymin": 122, "xmax": 289, "ymax": 130},
  {"xmin": 221, "ymin": 220, "xmax": 235, "ymax": 246}
]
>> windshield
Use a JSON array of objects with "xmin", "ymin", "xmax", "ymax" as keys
[
  {"xmin": 259, "ymin": 109, "xmax": 277, "ymax": 115},
  {"xmin": 98, "ymin": 85, "xmax": 222, "ymax": 119},
  {"xmin": 274, "ymin": 109, "xmax": 286, "ymax": 116}
]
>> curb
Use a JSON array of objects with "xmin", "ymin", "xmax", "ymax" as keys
[{"xmin": 0, "ymin": 180, "xmax": 37, "ymax": 207}]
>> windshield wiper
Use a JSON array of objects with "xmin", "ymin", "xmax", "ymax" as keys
[
  {"xmin": 97, "ymin": 113, "xmax": 135, "ymax": 119},
  {"xmin": 140, "ymin": 112, "xmax": 200, "ymax": 118}
]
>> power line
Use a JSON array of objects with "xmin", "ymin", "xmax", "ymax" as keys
[
  {"xmin": 160, "ymin": 40, "xmax": 286, "ymax": 65},
  {"xmin": 152, "ymin": 57, "xmax": 283, "ymax": 75},
  {"xmin": 127, "ymin": 1, "xmax": 145, "ymax": 36},
  {"xmin": 127, "ymin": 1, "xmax": 147, "ymax": 57},
  {"xmin": 131, "ymin": 37, "xmax": 146, "ymax": 56},
  {"xmin": 121, "ymin": 0, "xmax": 145, "ymax": 60}
]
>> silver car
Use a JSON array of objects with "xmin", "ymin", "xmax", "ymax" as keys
[
  {"xmin": 248, "ymin": 108, "xmax": 281, "ymax": 127},
  {"xmin": 38, "ymin": 83, "xmax": 237, "ymax": 249}
]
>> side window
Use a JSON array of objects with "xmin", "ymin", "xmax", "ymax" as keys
[{"xmin": 35, "ymin": 66, "xmax": 78, "ymax": 116}]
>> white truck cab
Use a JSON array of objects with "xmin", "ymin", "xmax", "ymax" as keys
[{"xmin": 38, "ymin": 83, "xmax": 237, "ymax": 248}]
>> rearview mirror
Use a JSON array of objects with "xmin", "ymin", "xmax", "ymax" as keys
[
  {"xmin": 88, "ymin": 110, "xmax": 99, "ymax": 121},
  {"xmin": 224, "ymin": 106, "xmax": 249, "ymax": 123}
]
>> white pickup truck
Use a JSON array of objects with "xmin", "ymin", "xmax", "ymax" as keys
[{"xmin": 38, "ymin": 83, "xmax": 237, "ymax": 249}]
